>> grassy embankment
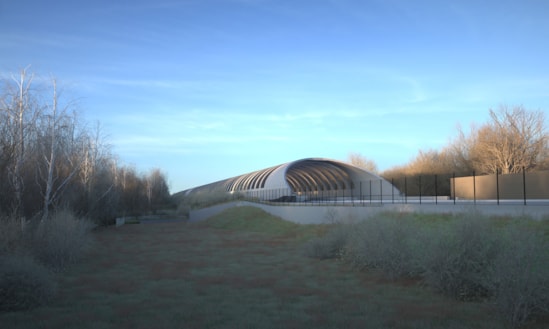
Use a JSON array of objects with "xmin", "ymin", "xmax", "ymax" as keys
[{"xmin": 1, "ymin": 206, "xmax": 547, "ymax": 329}]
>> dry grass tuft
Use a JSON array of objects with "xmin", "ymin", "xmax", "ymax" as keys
[
  {"xmin": 0, "ymin": 254, "xmax": 57, "ymax": 312},
  {"xmin": 31, "ymin": 209, "xmax": 95, "ymax": 271}
]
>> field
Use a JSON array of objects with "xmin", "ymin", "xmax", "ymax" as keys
[{"xmin": 1, "ymin": 207, "xmax": 547, "ymax": 329}]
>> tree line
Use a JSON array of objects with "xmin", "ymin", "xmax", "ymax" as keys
[
  {"xmin": 0, "ymin": 68, "xmax": 171, "ymax": 225},
  {"xmin": 350, "ymin": 106, "xmax": 549, "ymax": 196}
]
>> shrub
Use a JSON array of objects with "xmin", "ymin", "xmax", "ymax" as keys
[
  {"xmin": 304, "ymin": 224, "xmax": 351, "ymax": 260},
  {"xmin": 305, "ymin": 211, "xmax": 549, "ymax": 327},
  {"xmin": 0, "ymin": 215, "xmax": 23, "ymax": 256},
  {"xmin": 487, "ymin": 227, "xmax": 549, "ymax": 328},
  {"xmin": 31, "ymin": 209, "xmax": 95, "ymax": 271},
  {"xmin": 0, "ymin": 254, "xmax": 57, "ymax": 312},
  {"xmin": 344, "ymin": 215, "xmax": 425, "ymax": 280},
  {"xmin": 421, "ymin": 215, "xmax": 502, "ymax": 301}
]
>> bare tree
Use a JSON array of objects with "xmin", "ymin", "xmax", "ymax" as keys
[
  {"xmin": 78, "ymin": 122, "xmax": 115, "ymax": 206},
  {"xmin": 405, "ymin": 149, "xmax": 453, "ymax": 175},
  {"xmin": 145, "ymin": 168, "xmax": 170, "ymax": 213},
  {"xmin": 347, "ymin": 152, "xmax": 378, "ymax": 173},
  {"xmin": 381, "ymin": 106, "xmax": 548, "ymax": 198},
  {"xmin": 116, "ymin": 166, "xmax": 146, "ymax": 216},
  {"xmin": 381, "ymin": 149, "xmax": 458, "ymax": 197},
  {"xmin": 445, "ymin": 124, "xmax": 476, "ymax": 175},
  {"xmin": 469, "ymin": 106, "xmax": 548, "ymax": 174},
  {"xmin": 0, "ymin": 106, "xmax": 16, "ymax": 209},
  {"xmin": 0, "ymin": 67, "xmax": 39, "ymax": 218},
  {"xmin": 145, "ymin": 172, "xmax": 155, "ymax": 211},
  {"xmin": 37, "ymin": 79, "xmax": 83, "ymax": 221},
  {"xmin": 1, "ymin": 67, "xmax": 171, "ymax": 224}
]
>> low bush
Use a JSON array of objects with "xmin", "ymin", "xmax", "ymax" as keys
[
  {"xmin": 303, "ymin": 224, "xmax": 351, "ymax": 260},
  {"xmin": 344, "ymin": 215, "xmax": 425, "ymax": 280},
  {"xmin": 487, "ymin": 227, "xmax": 549, "ymax": 328},
  {"xmin": 0, "ymin": 254, "xmax": 57, "ymax": 312},
  {"xmin": 421, "ymin": 215, "xmax": 502, "ymax": 301},
  {"xmin": 0, "ymin": 215, "xmax": 23, "ymax": 256},
  {"xmin": 305, "ymin": 211, "xmax": 549, "ymax": 327},
  {"xmin": 31, "ymin": 209, "xmax": 95, "ymax": 271}
]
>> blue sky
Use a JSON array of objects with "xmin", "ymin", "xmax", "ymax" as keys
[{"xmin": 2, "ymin": 0, "xmax": 548, "ymax": 192}]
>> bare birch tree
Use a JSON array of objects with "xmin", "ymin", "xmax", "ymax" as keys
[
  {"xmin": 1, "ymin": 67, "xmax": 39, "ymax": 218},
  {"xmin": 1, "ymin": 67, "xmax": 173, "ymax": 223},
  {"xmin": 37, "ymin": 79, "xmax": 83, "ymax": 221},
  {"xmin": 78, "ymin": 122, "xmax": 115, "ymax": 208}
]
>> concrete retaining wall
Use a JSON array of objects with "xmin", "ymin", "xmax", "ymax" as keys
[{"xmin": 189, "ymin": 201, "xmax": 549, "ymax": 224}]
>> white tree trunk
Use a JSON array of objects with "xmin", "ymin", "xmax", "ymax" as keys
[
  {"xmin": 41, "ymin": 79, "xmax": 58, "ymax": 221},
  {"xmin": 40, "ymin": 79, "xmax": 81, "ymax": 221},
  {"xmin": 10, "ymin": 68, "xmax": 34, "ymax": 218}
]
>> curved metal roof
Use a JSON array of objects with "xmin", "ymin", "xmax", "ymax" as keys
[{"xmin": 182, "ymin": 158, "xmax": 399, "ymax": 200}]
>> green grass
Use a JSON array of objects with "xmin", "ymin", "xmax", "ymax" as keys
[
  {"xmin": 1, "ymin": 207, "xmax": 546, "ymax": 328},
  {"xmin": 199, "ymin": 206, "xmax": 325, "ymax": 239}
]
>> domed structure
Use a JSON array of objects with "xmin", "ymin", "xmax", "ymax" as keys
[{"xmin": 182, "ymin": 158, "xmax": 400, "ymax": 202}]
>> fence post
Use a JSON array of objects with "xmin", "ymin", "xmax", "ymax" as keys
[
  {"xmin": 453, "ymin": 173, "xmax": 456, "ymax": 205},
  {"xmin": 435, "ymin": 174, "xmax": 438, "ymax": 205},
  {"xmin": 320, "ymin": 189, "xmax": 323, "ymax": 205},
  {"xmin": 473, "ymin": 171, "xmax": 476, "ymax": 205},
  {"xmin": 523, "ymin": 167, "xmax": 527, "ymax": 206},
  {"xmin": 369, "ymin": 180, "xmax": 372, "ymax": 204},
  {"xmin": 496, "ymin": 169, "xmax": 500, "ymax": 205},
  {"xmin": 404, "ymin": 176, "xmax": 408, "ymax": 204},
  {"xmin": 391, "ymin": 178, "xmax": 395, "ymax": 204},
  {"xmin": 360, "ymin": 181, "xmax": 363, "ymax": 206},
  {"xmin": 379, "ymin": 179, "xmax": 383, "ymax": 204},
  {"xmin": 419, "ymin": 175, "xmax": 422, "ymax": 205}
]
